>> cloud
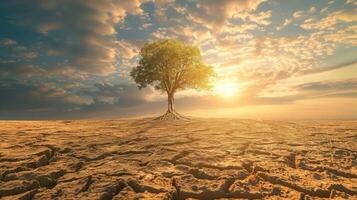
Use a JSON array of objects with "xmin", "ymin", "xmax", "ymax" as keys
[
  {"xmin": 0, "ymin": 60, "xmax": 44, "ymax": 78},
  {"xmin": 294, "ymin": 78, "xmax": 357, "ymax": 91},
  {"xmin": 149, "ymin": 25, "xmax": 212, "ymax": 46},
  {"xmin": 301, "ymin": 61, "xmax": 357, "ymax": 75},
  {"xmin": 293, "ymin": 11, "xmax": 304, "ymax": 18},
  {"xmin": 0, "ymin": 80, "xmax": 92, "ymax": 112},
  {"xmin": 2, "ymin": 0, "xmax": 144, "ymax": 75},
  {"xmin": 301, "ymin": 10, "xmax": 357, "ymax": 30},
  {"xmin": 277, "ymin": 19, "xmax": 293, "ymax": 30},
  {"xmin": 153, "ymin": 0, "xmax": 178, "ymax": 23},
  {"xmin": 0, "ymin": 38, "xmax": 38, "ymax": 60},
  {"xmin": 0, "ymin": 38, "xmax": 17, "ymax": 46},
  {"xmin": 237, "ymin": 10, "xmax": 272, "ymax": 26},
  {"xmin": 0, "ymin": 78, "xmax": 155, "ymax": 119},
  {"xmin": 116, "ymin": 40, "xmax": 139, "ymax": 66},
  {"xmin": 335, "ymin": 10, "xmax": 357, "ymax": 22},
  {"xmin": 90, "ymin": 82, "xmax": 154, "ymax": 106},
  {"xmin": 309, "ymin": 7, "xmax": 316, "ymax": 13},
  {"xmin": 220, "ymin": 58, "xmax": 242, "ymax": 68},
  {"xmin": 186, "ymin": 0, "xmax": 267, "ymax": 30}
]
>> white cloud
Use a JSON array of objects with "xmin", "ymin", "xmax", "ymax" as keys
[
  {"xmin": 309, "ymin": 7, "xmax": 316, "ymax": 13},
  {"xmin": 117, "ymin": 40, "xmax": 138, "ymax": 61},
  {"xmin": 187, "ymin": 0, "xmax": 267, "ymax": 30},
  {"xmin": 277, "ymin": 19, "xmax": 293, "ymax": 30},
  {"xmin": 301, "ymin": 11, "xmax": 357, "ymax": 30},
  {"xmin": 293, "ymin": 11, "xmax": 304, "ymax": 18}
]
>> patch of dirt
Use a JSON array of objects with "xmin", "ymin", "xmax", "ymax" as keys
[{"xmin": 0, "ymin": 119, "xmax": 356, "ymax": 199}]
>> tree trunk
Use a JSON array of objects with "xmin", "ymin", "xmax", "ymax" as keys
[
  {"xmin": 155, "ymin": 91, "xmax": 189, "ymax": 120},
  {"xmin": 167, "ymin": 92, "xmax": 174, "ymax": 113}
]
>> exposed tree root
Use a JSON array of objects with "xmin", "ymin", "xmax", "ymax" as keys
[{"xmin": 155, "ymin": 110, "xmax": 190, "ymax": 121}]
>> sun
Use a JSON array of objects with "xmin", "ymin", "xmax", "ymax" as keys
[{"xmin": 213, "ymin": 80, "xmax": 239, "ymax": 98}]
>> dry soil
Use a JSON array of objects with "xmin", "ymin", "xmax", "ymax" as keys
[{"xmin": 0, "ymin": 119, "xmax": 356, "ymax": 199}]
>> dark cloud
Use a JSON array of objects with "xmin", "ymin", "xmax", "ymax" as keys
[
  {"xmin": 0, "ymin": 80, "xmax": 92, "ymax": 111},
  {"xmin": 0, "ymin": 78, "xmax": 155, "ymax": 119},
  {"xmin": 0, "ymin": 38, "xmax": 38, "ymax": 60},
  {"xmin": 0, "ymin": 60, "xmax": 44, "ymax": 78},
  {"xmin": 1, "ymin": 0, "xmax": 142, "ymax": 75},
  {"xmin": 89, "ymin": 82, "xmax": 154, "ymax": 106},
  {"xmin": 0, "ymin": 0, "xmax": 149, "ymax": 119}
]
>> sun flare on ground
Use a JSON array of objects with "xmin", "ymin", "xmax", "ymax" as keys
[{"xmin": 213, "ymin": 80, "xmax": 239, "ymax": 98}]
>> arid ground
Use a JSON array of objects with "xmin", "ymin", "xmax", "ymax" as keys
[{"xmin": 0, "ymin": 119, "xmax": 356, "ymax": 199}]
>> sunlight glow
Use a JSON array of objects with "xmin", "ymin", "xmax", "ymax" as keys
[{"xmin": 213, "ymin": 80, "xmax": 239, "ymax": 98}]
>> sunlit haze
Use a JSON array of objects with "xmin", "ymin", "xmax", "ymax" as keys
[{"xmin": 213, "ymin": 80, "xmax": 239, "ymax": 98}]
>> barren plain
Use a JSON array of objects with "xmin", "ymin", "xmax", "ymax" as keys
[{"xmin": 0, "ymin": 119, "xmax": 356, "ymax": 199}]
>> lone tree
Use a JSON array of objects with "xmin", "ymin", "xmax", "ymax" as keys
[{"xmin": 130, "ymin": 39, "xmax": 215, "ymax": 120}]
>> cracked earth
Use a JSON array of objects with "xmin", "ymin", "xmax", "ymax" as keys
[{"xmin": 0, "ymin": 119, "xmax": 356, "ymax": 199}]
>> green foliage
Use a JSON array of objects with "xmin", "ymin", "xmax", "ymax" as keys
[{"xmin": 130, "ymin": 39, "xmax": 216, "ymax": 94}]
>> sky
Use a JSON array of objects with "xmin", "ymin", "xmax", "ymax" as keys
[{"xmin": 0, "ymin": 0, "xmax": 356, "ymax": 120}]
